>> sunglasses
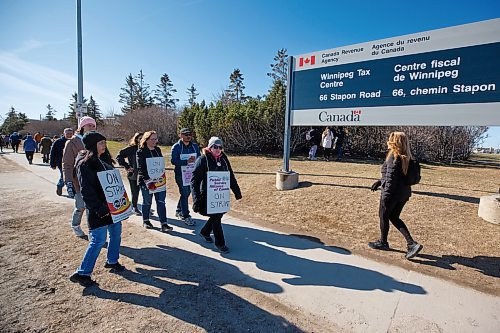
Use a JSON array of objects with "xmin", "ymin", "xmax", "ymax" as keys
[{"xmin": 212, "ymin": 145, "xmax": 223, "ymax": 150}]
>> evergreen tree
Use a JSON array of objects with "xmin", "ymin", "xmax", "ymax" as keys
[
  {"xmin": 186, "ymin": 84, "xmax": 199, "ymax": 107},
  {"xmin": 87, "ymin": 95, "xmax": 103, "ymax": 124},
  {"xmin": 154, "ymin": 73, "xmax": 178, "ymax": 109},
  {"xmin": 119, "ymin": 73, "xmax": 139, "ymax": 113},
  {"xmin": 136, "ymin": 70, "xmax": 154, "ymax": 109},
  {"xmin": 45, "ymin": 104, "xmax": 57, "ymax": 121},
  {"xmin": 0, "ymin": 106, "xmax": 29, "ymax": 133},
  {"xmin": 267, "ymin": 48, "xmax": 289, "ymax": 85},
  {"xmin": 67, "ymin": 92, "xmax": 88, "ymax": 127},
  {"xmin": 227, "ymin": 68, "xmax": 246, "ymax": 103}
]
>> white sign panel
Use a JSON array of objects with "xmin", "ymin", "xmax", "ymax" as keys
[
  {"xmin": 97, "ymin": 169, "xmax": 133, "ymax": 223},
  {"xmin": 146, "ymin": 157, "xmax": 166, "ymax": 193},
  {"xmin": 180, "ymin": 153, "xmax": 197, "ymax": 186},
  {"xmin": 206, "ymin": 171, "xmax": 231, "ymax": 214}
]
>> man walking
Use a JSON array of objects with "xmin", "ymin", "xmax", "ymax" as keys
[
  {"xmin": 63, "ymin": 117, "xmax": 96, "ymax": 238},
  {"xmin": 10, "ymin": 132, "xmax": 21, "ymax": 153},
  {"xmin": 50, "ymin": 128, "xmax": 73, "ymax": 196},
  {"xmin": 40, "ymin": 134, "xmax": 53, "ymax": 163},
  {"xmin": 171, "ymin": 128, "xmax": 200, "ymax": 226}
]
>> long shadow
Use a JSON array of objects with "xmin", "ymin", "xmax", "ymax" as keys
[
  {"xmin": 84, "ymin": 245, "xmax": 304, "ymax": 332},
  {"xmin": 412, "ymin": 190, "xmax": 480, "ymax": 204},
  {"xmin": 177, "ymin": 223, "xmax": 425, "ymax": 294},
  {"xmin": 408, "ymin": 253, "xmax": 500, "ymax": 278}
]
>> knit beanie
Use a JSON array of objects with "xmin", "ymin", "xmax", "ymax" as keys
[
  {"xmin": 82, "ymin": 131, "xmax": 106, "ymax": 150},
  {"xmin": 207, "ymin": 136, "xmax": 223, "ymax": 148},
  {"xmin": 79, "ymin": 116, "xmax": 96, "ymax": 129}
]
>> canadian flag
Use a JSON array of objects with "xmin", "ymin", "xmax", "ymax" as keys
[{"xmin": 299, "ymin": 56, "xmax": 315, "ymax": 67}]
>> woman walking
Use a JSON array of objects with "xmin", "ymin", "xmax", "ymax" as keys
[
  {"xmin": 321, "ymin": 127, "xmax": 334, "ymax": 161},
  {"xmin": 369, "ymin": 131, "xmax": 423, "ymax": 259},
  {"xmin": 117, "ymin": 132, "xmax": 143, "ymax": 215},
  {"xmin": 23, "ymin": 134, "xmax": 37, "ymax": 164},
  {"xmin": 136, "ymin": 130, "xmax": 173, "ymax": 232},
  {"xmin": 69, "ymin": 131, "xmax": 124, "ymax": 287},
  {"xmin": 191, "ymin": 137, "xmax": 242, "ymax": 253}
]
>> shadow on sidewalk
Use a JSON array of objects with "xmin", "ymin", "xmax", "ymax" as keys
[
  {"xmin": 408, "ymin": 253, "xmax": 500, "ymax": 278},
  {"xmin": 84, "ymin": 245, "xmax": 304, "ymax": 332},
  {"xmin": 171, "ymin": 223, "xmax": 426, "ymax": 295}
]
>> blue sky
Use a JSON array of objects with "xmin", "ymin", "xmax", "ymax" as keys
[{"xmin": 1, "ymin": 0, "xmax": 499, "ymax": 147}]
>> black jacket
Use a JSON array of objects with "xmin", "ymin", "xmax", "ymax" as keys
[
  {"xmin": 76, "ymin": 153, "xmax": 114, "ymax": 230},
  {"xmin": 380, "ymin": 154, "xmax": 411, "ymax": 201},
  {"xmin": 117, "ymin": 145, "xmax": 139, "ymax": 180},
  {"xmin": 191, "ymin": 151, "xmax": 242, "ymax": 216},
  {"xmin": 49, "ymin": 136, "xmax": 67, "ymax": 169},
  {"xmin": 136, "ymin": 146, "xmax": 163, "ymax": 186}
]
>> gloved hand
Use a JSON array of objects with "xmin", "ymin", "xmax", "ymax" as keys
[
  {"xmin": 371, "ymin": 180, "xmax": 382, "ymax": 192},
  {"xmin": 192, "ymin": 201, "xmax": 200, "ymax": 213},
  {"xmin": 66, "ymin": 181, "xmax": 75, "ymax": 198},
  {"xmin": 235, "ymin": 193, "xmax": 242, "ymax": 200},
  {"xmin": 146, "ymin": 180, "xmax": 156, "ymax": 191}
]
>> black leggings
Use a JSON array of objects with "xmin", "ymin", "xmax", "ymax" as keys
[
  {"xmin": 201, "ymin": 214, "xmax": 225, "ymax": 247},
  {"xmin": 25, "ymin": 151, "xmax": 34, "ymax": 163},
  {"xmin": 128, "ymin": 178, "xmax": 140, "ymax": 208},
  {"xmin": 379, "ymin": 197, "xmax": 414, "ymax": 246}
]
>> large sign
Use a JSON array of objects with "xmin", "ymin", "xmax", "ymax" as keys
[
  {"xmin": 97, "ymin": 169, "xmax": 133, "ymax": 223},
  {"xmin": 206, "ymin": 171, "xmax": 231, "ymax": 214},
  {"xmin": 146, "ymin": 157, "xmax": 167, "ymax": 193},
  {"xmin": 291, "ymin": 19, "xmax": 500, "ymax": 126}
]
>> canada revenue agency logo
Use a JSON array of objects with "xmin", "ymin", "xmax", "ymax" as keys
[
  {"xmin": 298, "ymin": 55, "xmax": 316, "ymax": 67},
  {"xmin": 319, "ymin": 109, "xmax": 362, "ymax": 123}
]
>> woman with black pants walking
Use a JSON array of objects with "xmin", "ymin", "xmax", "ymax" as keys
[
  {"xmin": 191, "ymin": 137, "xmax": 242, "ymax": 253},
  {"xmin": 117, "ymin": 132, "xmax": 143, "ymax": 215},
  {"xmin": 369, "ymin": 131, "xmax": 423, "ymax": 259}
]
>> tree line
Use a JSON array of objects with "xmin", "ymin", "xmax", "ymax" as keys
[{"xmin": 1, "ymin": 48, "xmax": 488, "ymax": 161}]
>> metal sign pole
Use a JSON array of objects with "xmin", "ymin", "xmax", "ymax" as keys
[
  {"xmin": 76, "ymin": 0, "xmax": 84, "ymax": 125},
  {"xmin": 282, "ymin": 56, "xmax": 295, "ymax": 172}
]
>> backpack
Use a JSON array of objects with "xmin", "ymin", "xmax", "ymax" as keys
[{"xmin": 405, "ymin": 159, "xmax": 421, "ymax": 185}]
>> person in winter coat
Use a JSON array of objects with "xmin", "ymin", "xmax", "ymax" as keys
[
  {"xmin": 50, "ymin": 128, "xmax": 74, "ymax": 196},
  {"xmin": 117, "ymin": 132, "xmax": 143, "ymax": 215},
  {"xmin": 10, "ymin": 132, "xmax": 21, "ymax": 153},
  {"xmin": 321, "ymin": 127, "xmax": 335, "ymax": 161},
  {"xmin": 40, "ymin": 134, "xmax": 53, "ymax": 163},
  {"xmin": 335, "ymin": 126, "xmax": 345, "ymax": 161},
  {"xmin": 191, "ymin": 137, "xmax": 242, "ymax": 253},
  {"xmin": 136, "ymin": 130, "xmax": 173, "ymax": 233},
  {"xmin": 170, "ymin": 128, "xmax": 201, "ymax": 226},
  {"xmin": 69, "ymin": 131, "xmax": 125, "ymax": 287},
  {"xmin": 63, "ymin": 116, "xmax": 97, "ymax": 238},
  {"xmin": 307, "ymin": 127, "xmax": 321, "ymax": 160},
  {"xmin": 23, "ymin": 135, "xmax": 37, "ymax": 164},
  {"xmin": 0, "ymin": 135, "xmax": 5, "ymax": 152},
  {"xmin": 369, "ymin": 131, "xmax": 423, "ymax": 260}
]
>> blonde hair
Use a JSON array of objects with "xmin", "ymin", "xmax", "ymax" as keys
[
  {"xmin": 386, "ymin": 131, "xmax": 412, "ymax": 175},
  {"xmin": 139, "ymin": 131, "xmax": 157, "ymax": 148},
  {"xmin": 129, "ymin": 132, "xmax": 143, "ymax": 146}
]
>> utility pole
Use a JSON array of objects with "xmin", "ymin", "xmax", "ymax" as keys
[{"xmin": 76, "ymin": 0, "xmax": 84, "ymax": 125}]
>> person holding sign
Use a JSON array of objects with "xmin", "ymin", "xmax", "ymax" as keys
[
  {"xmin": 191, "ymin": 137, "xmax": 242, "ymax": 253},
  {"xmin": 136, "ymin": 130, "xmax": 173, "ymax": 233},
  {"xmin": 170, "ymin": 128, "xmax": 200, "ymax": 226},
  {"xmin": 117, "ymin": 132, "xmax": 143, "ymax": 215},
  {"xmin": 69, "ymin": 132, "xmax": 126, "ymax": 287},
  {"xmin": 369, "ymin": 132, "xmax": 423, "ymax": 260}
]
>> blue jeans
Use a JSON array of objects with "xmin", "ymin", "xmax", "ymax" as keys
[
  {"xmin": 140, "ymin": 186, "xmax": 167, "ymax": 225},
  {"xmin": 77, "ymin": 222, "xmax": 122, "ymax": 276},
  {"xmin": 57, "ymin": 167, "xmax": 65, "ymax": 188},
  {"xmin": 175, "ymin": 173, "xmax": 191, "ymax": 218},
  {"xmin": 71, "ymin": 192, "xmax": 85, "ymax": 228}
]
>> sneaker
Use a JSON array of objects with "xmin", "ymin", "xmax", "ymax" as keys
[
  {"xmin": 161, "ymin": 224, "xmax": 173, "ymax": 233},
  {"xmin": 69, "ymin": 273, "xmax": 96, "ymax": 287},
  {"xmin": 104, "ymin": 262, "xmax": 125, "ymax": 272},
  {"xmin": 143, "ymin": 220, "xmax": 154, "ymax": 229},
  {"xmin": 134, "ymin": 207, "xmax": 141, "ymax": 215},
  {"xmin": 175, "ymin": 211, "xmax": 182, "ymax": 219},
  {"xmin": 216, "ymin": 245, "xmax": 230, "ymax": 253},
  {"xmin": 199, "ymin": 233, "xmax": 213, "ymax": 243},
  {"xmin": 72, "ymin": 226, "xmax": 86, "ymax": 238},
  {"xmin": 56, "ymin": 187, "xmax": 63, "ymax": 196},
  {"xmin": 183, "ymin": 216, "xmax": 195, "ymax": 226},
  {"xmin": 405, "ymin": 243, "xmax": 423, "ymax": 259},
  {"xmin": 368, "ymin": 240, "xmax": 390, "ymax": 250}
]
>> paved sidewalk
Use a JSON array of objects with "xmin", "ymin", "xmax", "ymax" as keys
[{"xmin": 3, "ymin": 151, "xmax": 499, "ymax": 332}]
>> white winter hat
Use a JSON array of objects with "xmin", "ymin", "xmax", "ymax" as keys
[{"xmin": 208, "ymin": 136, "xmax": 223, "ymax": 148}]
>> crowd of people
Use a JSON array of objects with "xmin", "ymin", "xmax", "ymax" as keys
[{"xmin": 1, "ymin": 118, "xmax": 422, "ymax": 287}]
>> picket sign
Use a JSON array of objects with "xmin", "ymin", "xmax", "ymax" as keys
[
  {"xmin": 206, "ymin": 171, "xmax": 231, "ymax": 214},
  {"xmin": 180, "ymin": 153, "xmax": 197, "ymax": 186},
  {"xmin": 97, "ymin": 169, "xmax": 133, "ymax": 223},
  {"xmin": 146, "ymin": 157, "xmax": 167, "ymax": 194}
]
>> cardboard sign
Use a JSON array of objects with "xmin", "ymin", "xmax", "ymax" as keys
[
  {"xmin": 97, "ymin": 169, "xmax": 133, "ymax": 223},
  {"xmin": 206, "ymin": 171, "xmax": 231, "ymax": 214},
  {"xmin": 180, "ymin": 153, "xmax": 197, "ymax": 186},
  {"xmin": 146, "ymin": 157, "xmax": 166, "ymax": 193}
]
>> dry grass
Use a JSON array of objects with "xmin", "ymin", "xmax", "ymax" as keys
[{"xmin": 108, "ymin": 142, "xmax": 500, "ymax": 295}]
